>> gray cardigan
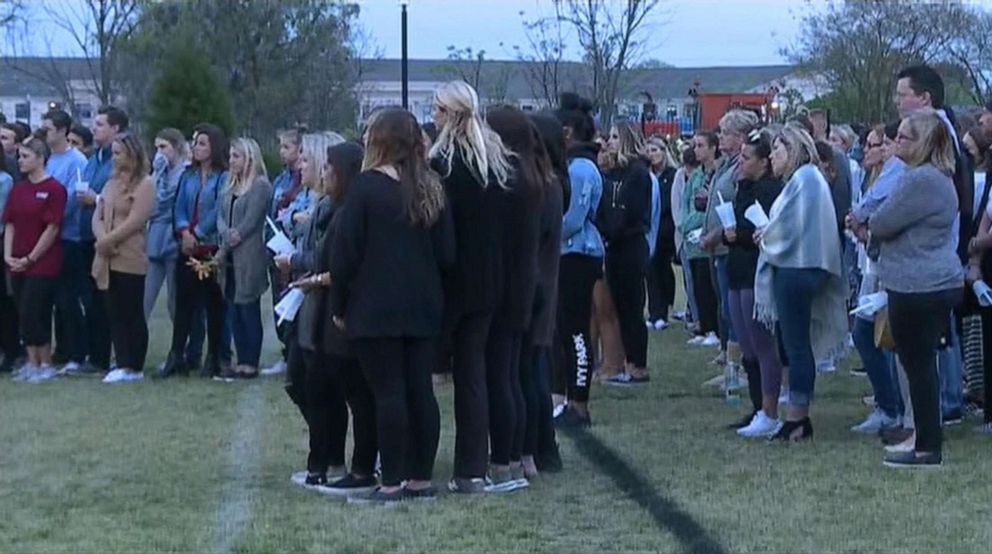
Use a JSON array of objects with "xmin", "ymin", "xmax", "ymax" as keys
[
  {"xmin": 218, "ymin": 176, "xmax": 273, "ymax": 304},
  {"xmin": 869, "ymin": 163, "xmax": 963, "ymax": 294}
]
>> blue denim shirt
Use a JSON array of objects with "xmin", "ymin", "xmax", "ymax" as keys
[
  {"xmin": 270, "ymin": 168, "xmax": 293, "ymax": 220},
  {"xmin": 146, "ymin": 157, "xmax": 188, "ymax": 261},
  {"xmin": 174, "ymin": 167, "xmax": 228, "ymax": 247},
  {"xmin": 561, "ymin": 157, "xmax": 605, "ymax": 258},
  {"xmin": 0, "ymin": 171, "xmax": 12, "ymax": 225},
  {"xmin": 279, "ymin": 186, "xmax": 314, "ymax": 243},
  {"xmin": 78, "ymin": 144, "xmax": 114, "ymax": 241}
]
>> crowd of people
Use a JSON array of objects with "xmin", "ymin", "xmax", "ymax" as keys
[{"xmin": 0, "ymin": 62, "xmax": 990, "ymax": 504}]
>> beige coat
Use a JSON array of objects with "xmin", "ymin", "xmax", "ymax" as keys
[{"xmin": 91, "ymin": 175, "xmax": 155, "ymax": 290}]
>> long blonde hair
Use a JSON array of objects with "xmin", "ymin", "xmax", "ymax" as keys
[
  {"xmin": 776, "ymin": 124, "xmax": 819, "ymax": 180},
  {"xmin": 429, "ymin": 80, "xmax": 512, "ymax": 187},
  {"xmin": 227, "ymin": 137, "xmax": 266, "ymax": 194},
  {"xmin": 611, "ymin": 121, "xmax": 645, "ymax": 167},
  {"xmin": 899, "ymin": 108, "xmax": 956, "ymax": 175},
  {"xmin": 300, "ymin": 132, "xmax": 344, "ymax": 192}
]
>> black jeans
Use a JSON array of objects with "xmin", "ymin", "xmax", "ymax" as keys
[
  {"xmin": 888, "ymin": 288, "xmax": 961, "ymax": 454},
  {"xmin": 340, "ymin": 355, "xmax": 378, "ymax": 476},
  {"xmin": 520, "ymin": 341, "xmax": 556, "ymax": 458},
  {"xmin": 303, "ymin": 349, "xmax": 349, "ymax": 474},
  {"xmin": 689, "ymin": 258, "xmax": 719, "ymax": 335},
  {"xmin": 354, "ymin": 337, "xmax": 439, "ymax": 487},
  {"xmin": 105, "ymin": 271, "xmax": 148, "ymax": 371},
  {"xmin": 170, "ymin": 255, "xmax": 225, "ymax": 367},
  {"xmin": 605, "ymin": 238, "xmax": 649, "ymax": 368},
  {"xmin": 450, "ymin": 311, "xmax": 492, "ymax": 479},
  {"xmin": 647, "ymin": 249, "xmax": 676, "ymax": 321},
  {"xmin": 487, "ymin": 327, "xmax": 523, "ymax": 465},
  {"xmin": 557, "ymin": 254, "xmax": 601, "ymax": 402},
  {"xmin": 56, "ymin": 240, "xmax": 110, "ymax": 367}
]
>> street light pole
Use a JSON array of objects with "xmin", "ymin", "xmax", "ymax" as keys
[{"xmin": 401, "ymin": 1, "xmax": 409, "ymax": 110}]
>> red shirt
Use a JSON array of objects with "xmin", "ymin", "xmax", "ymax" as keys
[{"xmin": 2, "ymin": 177, "xmax": 66, "ymax": 277}]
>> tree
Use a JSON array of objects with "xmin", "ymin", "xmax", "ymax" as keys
[
  {"xmin": 144, "ymin": 45, "xmax": 235, "ymax": 140},
  {"xmin": 1, "ymin": 0, "xmax": 22, "ymax": 29},
  {"xmin": 438, "ymin": 46, "xmax": 488, "ymax": 91},
  {"xmin": 118, "ymin": 0, "xmax": 360, "ymax": 142},
  {"xmin": 44, "ymin": 0, "xmax": 140, "ymax": 105},
  {"xmin": 558, "ymin": 0, "xmax": 662, "ymax": 128},
  {"xmin": 942, "ymin": 6, "xmax": 992, "ymax": 105},
  {"xmin": 783, "ymin": 0, "xmax": 965, "ymax": 123},
  {"xmin": 514, "ymin": 6, "xmax": 568, "ymax": 107}
]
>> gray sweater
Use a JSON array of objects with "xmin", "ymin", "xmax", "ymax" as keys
[
  {"xmin": 869, "ymin": 164, "xmax": 963, "ymax": 293},
  {"xmin": 218, "ymin": 176, "xmax": 273, "ymax": 304}
]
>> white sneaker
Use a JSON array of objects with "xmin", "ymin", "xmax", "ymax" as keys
[
  {"xmin": 553, "ymin": 403, "xmax": 566, "ymax": 419},
  {"xmin": 57, "ymin": 361, "xmax": 80, "ymax": 376},
  {"xmin": 653, "ymin": 319, "xmax": 669, "ymax": 330},
  {"xmin": 700, "ymin": 333, "xmax": 720, "ymax": 347},
  {"xmin": 102, "ymin": 368, "xmax": 127, "ymax": 383},
  {"xmin": 884, "ymin": 433, "xmax": 915, "ymax": 453},
  {"xmin": 701, "ymin": 373, "xmax": 725, "ymax": 388},
  {"xmin": 27, "ymin": 365, "xmax": 57, "ymax": 383},
  {"xmin": 687, "ymin": 335, "xmax": 705, "ymax": 346},
  {"xmin": 260, "ymin": 360, "xmax": 287, "ymax": 376},
  {"xmin": 851, "ymin": 409, "xmax": 899, "ymax": 433},
  {"xmin": 120, "ymin": 370, "xmax": 144, "ymax": 382},
  {"xmin": 645, "ymin": 320, "xmax": 654, "ymax": 329},
  {"xmin": 778, "ymin": 387, "xmax": 790, "ymax": 405},
  {"xmin": 816, "ymin": 359, "xmax": 836, "ymax": 373},
  {"xmin": 12, "ymin": 363, "xmax": 37, "ymax": 382},
  {"xmin": 737, "ymin": 412, "xmax": 782, "ymax": 438}
]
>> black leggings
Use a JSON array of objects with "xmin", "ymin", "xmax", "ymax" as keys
[
  {"xmin": 557, "ymin": 254, "xmax": 601, "ymax": 402},
  {"xmin": 339, "ymin": 355, "xmax": 378, "ymax": 476},
  {"xmin": 11, "ymin": 275, "xmax": 57, "ymax": 347},
  {"xmin": 647, "ymin": 249, "xmax": 676, "ymax": 321},
  {"xmin": 354, "ymin": 337, "xmax": 439, "ymax": 487},
  {"xmin": 888, "ymin": 288, "xmax": 960, "ymax": 455},
  {"xmin": 105, "ymin": 271, "xmax": 148, "ymax": 371},
  {"xmin": 0, "ymin": 248, "xmax": 21, "ymax": 360},
  {"xmin": 171, "ymin": 255, "xmax": 224, "ymax": 364},
  {"xmin": 689, "ymin": 258, "xmax": 718, "ymax": 335},
  {"xmin": 302, "ymin": 349, "xmax": 349, "ymax": 474},
  {"xmin": 487, "ymin": 327, "xmax": 523, "ymax": 465},
  {"xmin": 605, "ymin": 238, "xmax": 649, "ymax": 368},
  {"xmin": 450, "ymin": 311, "xmax": 492, "ymax": 479}
]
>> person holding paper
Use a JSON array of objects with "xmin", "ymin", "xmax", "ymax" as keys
[
  {"xmin": 90, "ymin": 133, "xmax": 154, "ymax": 383},
  {"xmin": 158, "ymin": 124, "xmax": 229, "ymax": 379},
  {"xmin": 754, "ymin": 124, "xmax": 848, "ymax": 443},
  {"xmin": 144, "ymin": 128, "xmax": 189, "ymax": 321},
  {"xmin": 722, "ymin": 130, "xmax": 784, "ymax": 437},
  {"xmin": 215, "ymin": 138, "xmax": 272, "ymax": 380}
]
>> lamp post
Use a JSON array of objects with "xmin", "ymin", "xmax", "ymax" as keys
[{"xmin": 400, "ymin": 0, "xmax": 409, "ymax": 110}]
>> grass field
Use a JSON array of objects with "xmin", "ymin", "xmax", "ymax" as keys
[{"xmin": 2, "ymin": 294, "xmax": 992, "ymax": 554}]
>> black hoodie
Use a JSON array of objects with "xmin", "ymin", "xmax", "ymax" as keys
[{"xmin": 597, "ymin": 157, "xmax": 653, "ymax": 247}]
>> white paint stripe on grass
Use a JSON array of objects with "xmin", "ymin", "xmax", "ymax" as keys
[{"xmin": 213, "ymin": 384, "xmax": 266, "ymax": 554}]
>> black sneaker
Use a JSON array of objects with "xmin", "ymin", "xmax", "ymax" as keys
[
  {"xmin": 347, "ymin": 486, "xmax": 406, "ymax": 506},
  {"xmin": 883, "ymin": 450, "xmax": 942, "ymax": 469},
  {"xmin": 447, "ymin": 477, "xmax": 486, "ymax": 494},
  {"xmin": 554, "ymin": 407, "xmax": 591, "ymax": 429},
  {"xmin": 305, "ymin": 472, "xmax": 328, "ymax": 487},
  {"xmin": 943, "ymin": 409, "xmax": 963, "ymax": 426},
  {"xmin": 403, "ymin": 486, "xmax": 438, "ymax": 502},
  {"xmin": 322, "ymin": 474, "xmax": 377, "ymax": 497}
]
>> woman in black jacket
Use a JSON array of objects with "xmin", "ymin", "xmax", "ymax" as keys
[
  {"xmin": 723, "ymin": 130, "xmax": 785, "ymax": 438},
  {"xmin": 645, "ymin": 135, "xmax": 679, "ymax": 328},
  {"xmin": 600, "ymin": 121, "xmax": 653, "ymax": 385},
  {"xmin": 429, "ymin": 81, "xmax": 514, "ymax": 494},
  {"xmin": 330, "ymin": 108, "xmax": 453, "ymax": 505}
]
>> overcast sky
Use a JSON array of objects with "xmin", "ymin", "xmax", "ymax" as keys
[{"xmin": 10, "ymin": 0, "xmax": 829, "ymax": 67}]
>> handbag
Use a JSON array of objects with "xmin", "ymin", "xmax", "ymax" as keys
[{"xmin": 874, "ymin": 307, "xmax": 895, "ymax": 350}]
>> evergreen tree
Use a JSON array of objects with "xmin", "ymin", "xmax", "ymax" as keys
[{"xmin": 144, "ymin": 45, "xmax": 235, "ymax": 141}]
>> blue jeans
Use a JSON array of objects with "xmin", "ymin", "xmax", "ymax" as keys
[
  {"xmin": 713, "ymin": 255, "xmax": 735, "ymax": 343},
  {"xmin": 773, "ymin": 267, "xmax": 828, "ymax": 407},
  {"xmin": 853, "ymin": 317, "xmax": 898, "ymax": 418},
  {"xmin": 225, "ymin": 271, "xmax": 262, "ymax": 367},
  {"xmin": 937, "ymin": 316, "xmax": 963, "ymax": 416}
]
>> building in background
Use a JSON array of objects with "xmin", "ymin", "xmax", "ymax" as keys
[{"xmin": 1, "ymin": 57, "xmax": 820, "ymax": 136}]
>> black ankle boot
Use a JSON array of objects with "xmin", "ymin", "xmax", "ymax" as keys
[
  {"xmin": 769, "ymin": 417, "xmax": 813, "ymax": 442},
  {"xmin": 156, "ymin": 351, "xmax": 187, "ymax": 379},
  {"xmin": 202, "ymin": 351, "xmax": 221, "ymax": 378}
]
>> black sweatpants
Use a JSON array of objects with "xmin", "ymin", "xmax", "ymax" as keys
[
  {"xmin": 0, "ymin": 257, "xmax": 21, "ymax": 361},
  {"xmin": 487, "ymin": 327, "xmax": 523, "ymax": 465},
  {"xmin": 303, "ymin": 349, "xmax": 349, "ymax": 474},
  {"xmin": 521, "ymin": 341, "xmax": 556, "ymax": 458},
  {"xmin": 647, "ymin": 249, "xmax": 676, "ymax": 322},
  {"xmin": 354, "ymin": 337, "xmax": 440, "ymax": 487},
  {"xmin": 340, "ymin": 356, "xmax": 378, "ymax": 476},
  {"xmin": 105, "ymin": 271, "xmax": 148, "ymax": 371},
  {"xmin": 888, "ymin": 288, "xmax": 961, "ymax": 454},
  {"xmin": 557, "ymin": 254, "xmax": 601, "ymax": 402},
  {"xmin": 605, "ymin": 238, "xmax": 649, "ymax": 368},
  {"xmin": 450, "ymin": 311, "xmax": 492, "ymax": 479},
  {"xmin": 689, "ymin": 258, "xmax": 719, "ymax": 335},
  {"xmin": 171, "ymin": 255, "xmax": 225, "ymax": 366}
]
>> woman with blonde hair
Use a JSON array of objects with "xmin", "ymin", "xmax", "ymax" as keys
[
  {"xmin": 600, "ymin": 120, "xmax": 653, "ymax": 385},
  {"xmin": 755, "ymin": 124, "xmax": 847, "ymax": 442},
  {"xmin": 429, "ymin": 80, "xmax": 514, "ymax": 493},
  {"xmin": 644, "ymin": 135, "xmax": 679, "ymax": 329},
  {"xmin": 91, "ymin": 133, "xmax": 155, "ymax": 383},
  {"xmin": 216, "ymin": 137, "xmax": 272, "ymax": 380},
  {"xmin": 865, "ymin": 109, "xmax": 962, "ymax": 468}
]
